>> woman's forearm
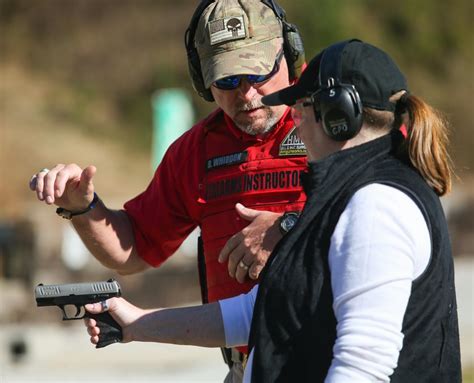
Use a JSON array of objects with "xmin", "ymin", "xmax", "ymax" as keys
[{"xmin": 130, "ymin": 302, "xmax": 226, "ymax": 347}]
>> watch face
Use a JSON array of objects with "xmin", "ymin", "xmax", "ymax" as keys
[{"xmin": 281, "ymin": 213, "xmax": 298, "ymax": 233}]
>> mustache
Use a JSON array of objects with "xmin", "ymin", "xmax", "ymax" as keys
[{"xmin": 237, "ymin": 98, "xmax": 267, "ymax": 112}]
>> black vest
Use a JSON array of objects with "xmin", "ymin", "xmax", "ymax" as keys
[{"xmin": 249, "ymin": 131, "xmax": 461, "ymax": 382}]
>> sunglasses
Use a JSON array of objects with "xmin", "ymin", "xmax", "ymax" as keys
[
  {"xmin": 291, "ymin": 98, "xmax": 313, "ymax": 126},
  {"xmin": 213, "ymin": 50, "xmax": 284, "ymax": 90}
]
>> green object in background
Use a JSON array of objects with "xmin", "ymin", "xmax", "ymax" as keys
[{"xmin": 151, "ymin": 89, "xmax": 194, "ymax": 170}]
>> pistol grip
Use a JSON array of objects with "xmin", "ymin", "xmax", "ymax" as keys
[{"xmin": 87, "ymin": 312, "xmax": 123, "ymax": 349}]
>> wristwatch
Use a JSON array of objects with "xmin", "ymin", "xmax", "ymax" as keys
[
  {"xmin": 56, "ymin": 193, "xmax": 100, "ymax": 220},
  {"xmin": 279, "ymin": 212, "xmax": 299, "ymax": 235}
]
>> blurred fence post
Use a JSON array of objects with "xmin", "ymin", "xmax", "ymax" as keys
[{"xmin": 151, "ymin": 89, "xmax": 194, "ymax": 170}]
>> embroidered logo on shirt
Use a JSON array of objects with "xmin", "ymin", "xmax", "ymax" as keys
[
  {"xmin": 209, "ymin": 16, "xmax": 246, "ymax": 45},
  {"xmin": 206, "ymin": 151, "xmax": 248, "ymax": 171},
  {"xmin": 279, "ymin": 126, "xmax": 307, "ymax": 156}
]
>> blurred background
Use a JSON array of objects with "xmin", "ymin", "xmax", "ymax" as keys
[{"xmin": 0, "ymin": 0, "xmax": 473, "ymax": 381}]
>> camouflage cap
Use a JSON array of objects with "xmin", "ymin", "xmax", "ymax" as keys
[{"xmin": 195, "ymin": 0, "xmax": 284, "ymax": 89}]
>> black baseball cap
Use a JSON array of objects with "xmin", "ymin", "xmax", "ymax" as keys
[{"xmin": 262, "ymin": 39, "xmax": 408, "ymax": 112}]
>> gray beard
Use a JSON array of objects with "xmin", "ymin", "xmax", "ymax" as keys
[{"xmin": 234, "ymin": 99, "xmax": 280, "ymax": 136}]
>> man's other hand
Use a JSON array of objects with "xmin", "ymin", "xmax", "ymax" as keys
[{"xmin": 218, "ymin": 203, "xmax": 282, "ymax": 283}]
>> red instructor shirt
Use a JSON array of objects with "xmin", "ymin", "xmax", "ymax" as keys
[{"xmin": 124, "ymin": 108, "xmax": 307, "ymax": 302}]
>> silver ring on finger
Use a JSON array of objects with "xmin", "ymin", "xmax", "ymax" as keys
[
  {"xmin": 239, "ymin": 260, "xmax": 250, "ymax": 270},
  {"xmin": 39, "ymin": 168, "xmax": 50, "ymax": 173},
  {"xmin": 100, "ymin": 300, "xmax": 109, "ymax": 312}
]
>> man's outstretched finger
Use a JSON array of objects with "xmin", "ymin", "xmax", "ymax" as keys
[{"xmin": 79, "ymin": 165, "xmax": 97, "ymax": 194}]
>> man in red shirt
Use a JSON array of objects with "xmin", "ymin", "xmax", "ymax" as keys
[{"xmin": 29, "ymin": 1, "xmax": 307, "ymax": 380}]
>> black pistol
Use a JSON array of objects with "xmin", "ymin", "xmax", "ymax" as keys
[{"xmin": 35, "ymin": 279, "xmax": 123, "ymax": 348}]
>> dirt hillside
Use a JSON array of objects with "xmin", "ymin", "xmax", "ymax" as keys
[{"xmin": 1, "ymin": 60, "xmax": 152, "ymax": 219}]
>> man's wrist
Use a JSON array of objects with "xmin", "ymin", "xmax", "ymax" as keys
[{"xmin": 56, "ymin": 193, "xmax": 100, "ymax": 220}]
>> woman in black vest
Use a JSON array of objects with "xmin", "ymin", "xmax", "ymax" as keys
[
  {"xmin": 84, "ymin": 40, "xmax": 461, "ymax": 382},
  {"xmin": 247, "ymin": 39, "xmax": 461, "ymax": 382}
]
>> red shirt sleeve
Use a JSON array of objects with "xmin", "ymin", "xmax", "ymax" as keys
[{"xmin": 124, "ymin": 127, "xmax": 204, "ymax": 267}]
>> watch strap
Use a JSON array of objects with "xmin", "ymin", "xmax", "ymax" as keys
[{"xmin": 56, "ymin": 193, "xmax": 100, "ymax": 220}]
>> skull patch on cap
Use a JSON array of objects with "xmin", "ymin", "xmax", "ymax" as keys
[{"xmin": 209, "ymin": 16, "xmax": 246, "ymax": 45}]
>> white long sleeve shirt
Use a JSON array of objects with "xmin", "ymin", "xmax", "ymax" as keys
[{"xmin": 219, "ymin": 183, "xmax": 431, "ymax": 382}]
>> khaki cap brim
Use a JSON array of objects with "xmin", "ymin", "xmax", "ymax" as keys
[{"xmin": 201, "ymin": 37, "xmax": 283, "ymax": 89}]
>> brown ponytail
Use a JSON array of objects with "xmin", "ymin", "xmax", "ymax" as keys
[{"xmin": 400, "ymin": 94, "xmax": 454, "ymax": 196}]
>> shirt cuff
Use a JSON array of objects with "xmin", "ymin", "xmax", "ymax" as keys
[{"xmin": 218, "ymin": 285, "xmax": 258, "ymax": 347}]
